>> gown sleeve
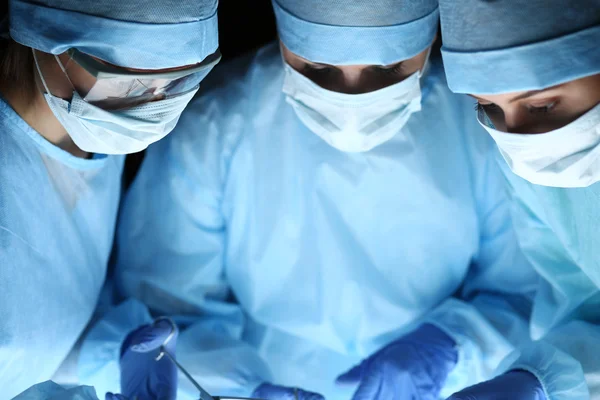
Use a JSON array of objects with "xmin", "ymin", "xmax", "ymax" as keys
[
  {"xmin": 495, "ymin": 157, "xmax": 600, "ymax": 400},
  {"xmin": 499, "ymin": 320, "xmax": 598, "ymax": 400},
  {"xmin": 423, "ymin": 121, "xmax": 540, "ymax": 397}
]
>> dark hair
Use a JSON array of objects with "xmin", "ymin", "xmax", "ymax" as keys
[
  {"xmin": 0, "ymin": 39, "xmax": 35, "ymax": 96},
  {"xmin": 1, "ymin": 0, "xmax": 36, "ymax": 98}
]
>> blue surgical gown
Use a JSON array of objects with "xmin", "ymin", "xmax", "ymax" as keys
[
  {"xmin": 496, "ymin": 158, "xmax": 600, "ymax": 399},
  {"xmin": 78, "ymin": 44, "xmax": 539, "ymax": 400},
  {"xmin": 0, "ymin": 96, "xmax": 124, "ymax": 399}
]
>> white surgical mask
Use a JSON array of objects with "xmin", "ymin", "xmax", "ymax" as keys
[
  {"xmin": 478, "ymin": 104, "xmax": 600, "ymax": 188},
  {"xmin": 282, "ymin": 62, "xmax": 424, "ymax": 153},
  {"xmin": 34, "ymin": 51, "xmax": 198, "ymax": 155}
]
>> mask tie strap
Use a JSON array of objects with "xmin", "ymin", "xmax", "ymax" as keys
[
  {"xmin": 419, "ymin": 46, "xmax": 433, "ymax": 80},
  {"xmin": 32, "ymin": 49, "xmax": 54, "ymax": 96},
  {"xmin": 54, "ymin": 54, "xmax": 77, "ymax": 92}
]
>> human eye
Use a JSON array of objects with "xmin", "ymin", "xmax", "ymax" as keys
[
  {"xmin": 526, "ymin": 100, "xmax": 558, "ymax": 114},
  {"xmin": 302, "ymin": 64, "xmax": 334, "ymax": 76},
  {"xmin": 373, "ymin": 62, "xmax": 405, "ymax": 76},
  {"xmin": 474, "ymin": 102, "xmax": 502, "ymax": 114}
]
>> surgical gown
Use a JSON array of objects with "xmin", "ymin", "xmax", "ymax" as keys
[
  {"xmin": 12, "ymin": 381, "xmax": 101, "ymax": 400},
  {"xmin": 0, "ymin": 96, "xmax": 124, "ymax": 399},
  {"xmin": 496, "ymin": 158, "xmax": 600, "ymax": 399},
  {"xmin": 78, "ymin": 44, "xmax": 539, "ymax": 400}
]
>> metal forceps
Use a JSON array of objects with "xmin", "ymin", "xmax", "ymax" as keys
[{"xmin": 153, "ymin": 317, "xmax": 267, "ymax": 400}]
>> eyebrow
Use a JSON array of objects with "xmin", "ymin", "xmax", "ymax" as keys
[
  {"xmin": 469, "ymin": 88, "xmax": 556, "ymax": 104},
  {"xmin": 508, "ymin": 89, "xmax": 546, "ymax": 103},
  {"xmin": 469, "ymin": 90, "xmax": 544, "ymax": 103},
  {"xmin": 468, "ymin": 94, "xmax": 487, "ymax": 102},
  {"xmin": 305, "ymin": 61, "xmax": 336, "ymax": 69}
]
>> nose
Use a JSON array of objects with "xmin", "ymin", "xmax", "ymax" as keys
[
  {"xmin": 337, "ymin": 67, "xmax": 370, "ymax": 94},
  {"xmin": 503, "ymin": 108, "xmax": 558, "ymax": 134},
  {"xmin": 501, "ymin": 108, "xmax": 533, "ymax": 134}
]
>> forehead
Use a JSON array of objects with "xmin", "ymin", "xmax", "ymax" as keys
[
  {"xmin": 471, "ymin": 92, "xmax": 522, "ymax": 103},
  {"xmin": 281, "ymin": 41, "xmax": 414, "ymax": 70},
  {"xmin": 471, "ymin": 84, "xmax": 570, "ymax": 103}
]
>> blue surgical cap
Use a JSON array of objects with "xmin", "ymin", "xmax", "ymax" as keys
[
  {"xmin": 439, "ymin": 0, "xmax": 600, "ymax": 94},
  {"xmin": 272, "ymin": 0, "xmax": 439, "ymax": 66},
  {"xmin": 9, "ymin": 0, "xmax": 219, "ymax": 70}
]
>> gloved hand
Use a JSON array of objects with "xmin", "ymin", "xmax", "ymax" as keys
[
  {"xmin": 252, "ymin": 383, "xmax": 325, "ymax": 400},
  {"xmin": 118, "ymin": 318, "xmax": 178, "ymax": 400},
  {"xmin": 446, "ymin": 370, "xmax": 547, "ymax": 400},
  {"xmin": 336, "ymin": 324, "xmax": 458, "ymax": 400}
]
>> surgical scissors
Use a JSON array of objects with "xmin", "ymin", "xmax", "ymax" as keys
[{"xmin": 153, "ymin": 317, "xmax": 268, "ymax": 400}]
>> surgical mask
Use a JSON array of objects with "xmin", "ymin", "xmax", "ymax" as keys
[
  {"xmin": 33, "ymin": 51, "xmax": 199, "ymax": 155},
  {"xmin": 282, "ymin": 62, "xmax": 424, "ymax": 153},
  {"xmin": 478, "ymin": 104, "xmax": 600, "ymax": 188}
]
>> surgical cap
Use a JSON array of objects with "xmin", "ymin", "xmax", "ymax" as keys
[
  {"xmin": 9, "ymin": 0, "xmax": 219, "ymax": 70},
  {"xmin": 439, "ymin": 0, "xmax": 600, "ymax": 94},
  {"xmin": 272, "ymin": 0, "xmax": 439, "ymax": 66}
]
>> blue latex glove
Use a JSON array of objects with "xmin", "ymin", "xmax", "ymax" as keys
[
  {"xmin": 446, "ymin": 370, "xmax": 547, "ymax": 400},
  {"xmin": 336, "ymin": 324, "xmax": 458, "ymax": 400},
  {"xmin": 252, "ymin": 383, "xmax": 325, "ymax": 400},
  {"xmin": 118, "ymin": 318, "xmax": 178, "ymax": 400}
]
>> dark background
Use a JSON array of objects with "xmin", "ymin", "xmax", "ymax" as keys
[{"xmin": 218, "ymin": 0, "xmax": 277, "ymax": 62}]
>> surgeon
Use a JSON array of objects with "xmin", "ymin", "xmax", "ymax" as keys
[
  {"xmin": 79, "ymin": 1, "xmax": 539, "ymax": 399},
  {"xmin": 0, "ymin": 0, "xmax": 219, "ymax": 398},
  {"xmin": 438, "ymin": 0, "xmax": 600, "ymax": 399}
]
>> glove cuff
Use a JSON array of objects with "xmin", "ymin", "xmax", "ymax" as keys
[
  {"xmin": 502, "ymin": 342, "xmax": 589, "ymax": 400},
  {"xmin": 423, "ymin": 298, "xmax": 515, "ymax": 397}
]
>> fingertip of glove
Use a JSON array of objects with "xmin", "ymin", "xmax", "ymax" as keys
[{"xmin": 129, "ymin": 322, "xmax": 176, "ymax": 353}]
